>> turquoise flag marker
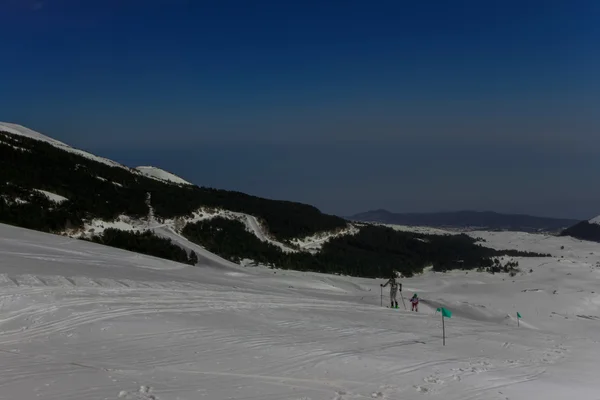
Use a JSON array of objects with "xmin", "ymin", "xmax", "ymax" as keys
[
  {"xmin": 438, "ymin": 307, "xmax": 452, "ymax": 318},
  {"xmin": 436, "ymin": 307, "xmax": 452, "ymax": 345}
]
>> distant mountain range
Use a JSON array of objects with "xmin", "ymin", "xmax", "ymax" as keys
[{"xmin": 348, "ymin": 209, "xmax": 580, "ymax": 233}]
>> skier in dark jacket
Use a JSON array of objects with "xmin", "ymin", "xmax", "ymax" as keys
[{"xmin": 381, "ymin": 274, "xmax": 401, "ymax": 308}]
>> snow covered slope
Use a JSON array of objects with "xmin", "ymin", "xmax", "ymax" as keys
[
  {"xmin": 0, "ymin": 121, "xmax": 128, "ymax": 169},
  {"xmin": 290, "ymin": 224, "xmax": 360, "ymax": 253},
  {"xmin": 32, "ymin": 188, "xmax": 68, "ymax": 203},
  {"xmin": 589, "ymin": 215, "xmax": 600, "ymax": 225},
  {"xmin": 135, "ymin": 166, "xmax": 193, "ymax": 185},
  {"xmin": 1, "ymin": 222, "xmax": 600, "ymax": 399}
]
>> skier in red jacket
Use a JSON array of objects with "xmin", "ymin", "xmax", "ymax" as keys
[{"xmin": 410, "ymin": 293, "xmax": 419, "ymax": 312}]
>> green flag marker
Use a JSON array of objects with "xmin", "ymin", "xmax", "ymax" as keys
[
  {"xmin": 437, "ymin": 307, "xmax": 452, "ymax": 318},
  {"xmin": 436, "ymin": 307, "xmax": 452, "ymax": 346},
  {"xmin": 517, "ymin": 312, "xmax": 522, "ymax": 319}
]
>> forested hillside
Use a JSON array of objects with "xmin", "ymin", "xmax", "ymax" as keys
[
  {"xmin": 86, "ymin": 228, "xmax": 198, "ymax": 266},
  {"xmin": 182, "ymin": 217, "xmax": 549, "ymax": 278},
  {"xmin": 560, "ymin": 220, "xmax": 600, "ymax": 243},
  {"xmin": 0, "ymin": 130, "xmax": 346, "ymax": 240}
]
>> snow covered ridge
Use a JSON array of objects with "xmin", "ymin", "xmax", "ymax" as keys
[
  {"xmin": 135, "ymin": 166, "xmax": 193, "ymax": 186},
  {"xmin": 589, "ymin": 215, "xmax": 600, "ymax": 225},
  {"xmin": 0, "ymin": 122, "xmax": 128, "ymax": 170},
  {"xmin": 0, "ymin": 122, "xmax": 191, "ymax": 187},
  {"xmin": 290, "ymin": 224, "xmax": 360, "ymax": 253},
  {"xmin": 1, "ymin": 188, "xmax": 68, "ymax": 206}
]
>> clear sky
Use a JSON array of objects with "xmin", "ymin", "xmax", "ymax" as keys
[{"xmin": 1, "ymin": 0, "xmax": 599, "ymax": 219}]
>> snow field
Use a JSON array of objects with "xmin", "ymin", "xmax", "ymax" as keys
[{"xmin": 1, "ymin": 223, "xmax": 600, "ymax": 399}]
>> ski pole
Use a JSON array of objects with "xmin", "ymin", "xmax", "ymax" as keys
[
  {"xmin": 380, "ymin": 286, "xmax": 383, "ymax": 307},
  {"xmin": 400, "ymin": 291, "xmax": 407, "ymax": 310}
]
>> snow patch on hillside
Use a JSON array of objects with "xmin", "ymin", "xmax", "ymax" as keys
[
  {"xmin": 135, "ymin": 166, "xmax": 193, "ymax": 186},
  {"xmin": 0, "ymin": 137, "xmax": 30, "ymax": 153},
  {"xmin": 291, "ymin": 224, "xmax": 360, "ymax": 253},
  {"xmin": 32, "ymin": 189, "xmax": 68, "ymax": 204},
  {"xmin": 1, "ymin": 196, "xmax": 29, "ymax": 205},
  {"xmin": 74, "ymin": 215, "xmax": 145, "ymax": 238},
  {"xmin": 94, "ymin": 176, "xmax": 123, "ymax": 187},
  {"xmin": 376, "ymin": 223, "xmax": 456, "ymax": 235}
]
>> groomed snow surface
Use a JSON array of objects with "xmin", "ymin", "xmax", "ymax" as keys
[{"xmin": 1, "ymin": 224, "xmax": 600, "ymax": 399}]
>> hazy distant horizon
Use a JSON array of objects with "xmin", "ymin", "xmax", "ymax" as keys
[{"xmin": 80, "ymin": 145, "xmax": 592, "ymax": 222}]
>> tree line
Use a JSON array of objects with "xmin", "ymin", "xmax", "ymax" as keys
[
  {"xmin": 182, "ymin": 217, "xmax": 549, "ymax": 278},
  {"xmin": 85, "ymin": 228, "xmax": 198, "ymax": 266}
]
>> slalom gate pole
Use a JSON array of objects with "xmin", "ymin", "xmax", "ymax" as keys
[
  {"xmin": 442, "ymin": 313, "xmax": 446, "ymax": 346},
  {"xmin": 517, "ymin": 313, "xmax": 519, "ymax": 327},
  {"xmin": 380, "ymin": 286, "xmax": 383, "ymax": 307}
]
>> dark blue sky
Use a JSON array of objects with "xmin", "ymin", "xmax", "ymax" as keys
[{"xmin": 2, "ymin": 0, "xmax": 599, "ymax": 219}]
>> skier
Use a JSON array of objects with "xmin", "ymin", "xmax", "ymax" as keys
[
  {"xmin": 381, "ymin": 274, "xmax": 401, "ymax": 308},
  {"xmin": 410, "ymin": 293, "xmax": 419, "ymax": 312}
]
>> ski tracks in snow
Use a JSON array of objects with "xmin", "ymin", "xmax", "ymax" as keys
[{"xmin": 0, "ymin": 272, "xmax": 572, "ymax": 400}]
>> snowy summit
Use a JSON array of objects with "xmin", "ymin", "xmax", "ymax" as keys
[
  {"xmin": 589, "ymin": 215, "xmax": 600, "ymax": 225},
  {"xmin": 135, "ymin": 166, "xmax": 193, "ymax": 186}
]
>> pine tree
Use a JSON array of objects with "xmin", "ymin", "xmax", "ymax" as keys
[{"xmin": 188, "ymin": 250, "xmax": 198, "ymax": 265}]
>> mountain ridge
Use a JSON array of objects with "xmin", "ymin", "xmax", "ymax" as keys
[{"xmin": 348, "ymin": 209, "xmax": 579, "ymax": 233}]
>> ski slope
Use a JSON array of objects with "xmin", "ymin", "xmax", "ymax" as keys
[{"xmin": 0, "ymin": 223, "xmax": 599, "ymax": 399}]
